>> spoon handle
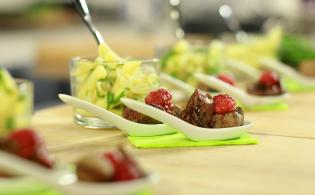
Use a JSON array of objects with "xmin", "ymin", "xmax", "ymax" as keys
[
  {"xmin": 260, "ymin": 57, "xmax": 315, "ymax": 85},
  {"xmin": 194, "ymin": 73, "xmax": 251, "ymax": 103},
  {"xmin": 72, "ymin": 0, "xmax": 104, "ymax": 45},
  {"xmin": 226, "ymin": 59, "xmax": 260, "ymax": 80},
  {"xmin": 160, "ymin": 73, "xmax": 195, "ymax": 95}
]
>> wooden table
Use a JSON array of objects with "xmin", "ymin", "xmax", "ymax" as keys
[{"xmin": 33, "ymin": 93, "xmax": 315, "ymax": 195}]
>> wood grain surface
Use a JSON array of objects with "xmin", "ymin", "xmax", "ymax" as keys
[{"xmin": 32, "ymin": 92, "xmax": 315, "ymax": 195}]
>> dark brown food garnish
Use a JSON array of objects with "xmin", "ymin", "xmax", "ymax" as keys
[
  {"xmin": 122, "ymin": 107, "xmax": 161, "ymax": 124},
  {"xmin": 180, "ymin": 89, "xmax": 214, "ymax": 128},
  {"xmin": 197, "ymin": 82, "xmax": 216, "ymax": 92},
  {"xmin": 247, "ymin": 82, "xmax": 284, "ymax": 96},
  {"xmin": 247, "ymin": 71, "xmax": 285, "ymax": 96},
  {"xmin": 76, "ymin": 154, "xmax": 114, "ymax": 182},
  {"xmin": 123, "ymin": 88, "xmax": 245, "ymax": 129}
]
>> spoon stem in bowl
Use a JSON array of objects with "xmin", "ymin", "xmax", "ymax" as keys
[{"xmin": 72, "ymin": 0, "xmax": 104, "ymax": 45}]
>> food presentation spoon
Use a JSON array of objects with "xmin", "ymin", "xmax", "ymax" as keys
[
  {"xmin": 160, "ymin": 73, "xmax": 195, "ymax": 96},
  {"xmin": 259, "ymin": 57, "xmax": 315, "ymax": 86},
  {"xmin": 120, "ymin": 98, "xmax": 252, "ymax": 141},
  {"xmin": 0, "ymin": 151, "xmax": 158, "ymax": 195},
  {"xmin": 225, "ymin": 58, "xmax": 260, "ymax": 80},
  {"xmin": 59, "ymin": 94, "xmax": 177, "ymax": 136},
  {"xmin": 194, "ymin": 73, "xmax": 289, "ymax": 106}
]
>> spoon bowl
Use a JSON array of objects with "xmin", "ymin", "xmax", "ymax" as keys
[
  {"xmin": 120, "ymin": 98, "xmax": 252, "ymax": 141},
  {"xmin": 194, "ymin": 73, "xmax": 289, "ymax": 106},
  {"xmin": 59, "ymin": 94, "xmax": 177, "ymax": 137}
]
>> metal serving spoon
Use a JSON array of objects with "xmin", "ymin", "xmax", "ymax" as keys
[
  {"xmin": 59, "ymin": 94, "xmax": 177, "ymax": 136},
  {"xmin": 0, "ymin": 151, "xmax": 158, "ymax": 195},
  {"xmin": 120, "ymin": 98, "xmax": 252, "ymax": 141},
  {"xmin": 194, "ymin": 73, "xmax": 289, "ymax": 106},
  {"xmin": 72, "ymin": 0, "xmax": 104, "ymax": 45},
  {"xmin": 260, "ymin": 57, "xmax": 315, "ymax": 86}
]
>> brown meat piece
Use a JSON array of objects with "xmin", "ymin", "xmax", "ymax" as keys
[
  {"xmin": 172, "ymin": 105, "xmax": 182, "ymax": 118},
  {"xmin": 210, "ymin": 107, "xmax": 244, "ymax": 128},
  {"xmin": 180, "ymin": 89, "xmax": 214, "ymax": 128},
  {"xmin": 122, "ymin": 107, "xmax": 161, "ymax": 124},
  {"xmin": 246, "ymin": 82, "xmax": 284, "ymax": 96},
  {"xmin": 122, "ymin": 105, "xmax": 183, "ymax": 124},
  {"xmin": 76, "ymin": 154, "xmax": 114, "ymax": 182},
  {"xmin": 196, "ymin": 82, "xmax": 217, "ymax": 92}
]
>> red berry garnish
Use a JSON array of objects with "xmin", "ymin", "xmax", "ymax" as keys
[
  {"xmin": 145, "ymin": 88, "xmax": 173, "ymax": 113},
  {"xmin": 259, "ymin": 71, "xmax": 279, "ymax": 86},
  {"xmin": 34, "ymin": 147, "xmax": 54, "ymax": 168},
  {"xmin": 7, "ymin": 129, "xmax": 41, "ymax": 159},
  {"xmin": 213, "ymin": 94, "xmax": 236, "ymax": 114},
  {"xmin": 217, "ymin": 74, "xmax": 236, "ymax": 86},
  {"xmin": 104, "ymin": 149, "xmax": 143, "ymax": 181},
  {"xmin": 5, "ymin": 129, "xmax": 53, "ymax": 168}
]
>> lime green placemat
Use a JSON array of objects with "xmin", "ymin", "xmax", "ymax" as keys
[
  {"xmin": 283, "ymin": 77, "xmax": 315, "ymax": 93},
  {"xmin": 243, "ymin": 102, "xmax": 288, "ymax": 112},
  {"xmin": 128, "ymin": 133, "xmax": 258, "ymax": 148}
]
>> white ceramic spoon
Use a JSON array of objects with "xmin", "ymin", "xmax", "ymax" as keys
[
  {"xmin": 160, "ymin": 73, "xmax": 195, "ymax": 95},
  {"xmin": 225, "ymin": 58, "xmax": 260, "ymax": 80},
  {"xmin": 59, "ymin": 94, "xmax": 177, "ymax": 136},
  {"xmin": 259, "ymin": 57, "xmax": 315, "ymax": 86},
  {"xmin": 120, "ymin": 98, "xmax": 252, "ymax": 141},
  {"xmin": 194, "ymin": 73, "xmax": 289, "ymax": 106},
  {"xmin": 0, "ymin": 151, "xmax": 158, "ymax": 195}
]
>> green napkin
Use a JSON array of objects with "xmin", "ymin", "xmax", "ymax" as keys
[
  {"xmin": 243, "ymin": 102, "xmax": 288, "ymax": 112},
  {"xmin": 128, "ymin": 133, "xmax": 257, "ymax": 148},
  {"xmin": 283, "ymin": 77, "xmax": 315, "ymax": 93}
]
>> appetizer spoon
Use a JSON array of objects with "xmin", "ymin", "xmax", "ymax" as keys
[
  {"xmin": 194, "ymin": 73, "xmax": 289, "ymax": 106},
  {"xmin": 225, "ymin": 58, "xmax": 260, "ymax": 80},
  {"xmin": 72, "ymin": 0, "xmax": 104, "ymax": 45},
  {"xmin": 260, "ymin": 57, "xmax": 315, "ymax": 86},
  {"xmin": 160, "ymin": 73, "xmax": 195, "ymax": 95},
  {"xmin": 0, "ymin": 151, "xmax": 158, "ymax": 195},
  {"xmin": 120, "ymin": 98, "xmax": 252, "ymax": 141},
  {"xmin": 59, "ymin": 94, "xmax": 177, "ymax": 136}
]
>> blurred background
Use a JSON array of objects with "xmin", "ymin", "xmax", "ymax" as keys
[{"xmin": 1, "ymin": 0, "xmax": 315, "ymax": 109}]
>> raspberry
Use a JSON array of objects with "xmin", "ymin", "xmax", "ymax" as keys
[
  {"xmin": 217, "ymin": 74, "xmax": 236, "ymax": 86},
  {"xmin": 259, "ymin": 71, "xmax": 279, "ymax": 86},
  {"xmin": 6, "ymin": 129, "xmax": 53, "ymax": 168},
  {"xmin": 34, "ymin": 147, "xmax": 54, "ymax": 168},
  {"xmin": 104, "ymin": 149, "xmax": 143, "ymax": 181},
  {"xmin": 145, "ymin": 88, "xmax": 173, "ymax": 113},
  {"xmin": 213, "ymin": 94, "xmax": 236, "ymax": 114},
  {"xmin": 7, "ymin": 129, "xmax": 41, "ymax": 159}
]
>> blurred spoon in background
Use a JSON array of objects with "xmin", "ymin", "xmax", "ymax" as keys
[{"xmin": 195, "ymin": 73, "xmax": 289, "ymax": 106}]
